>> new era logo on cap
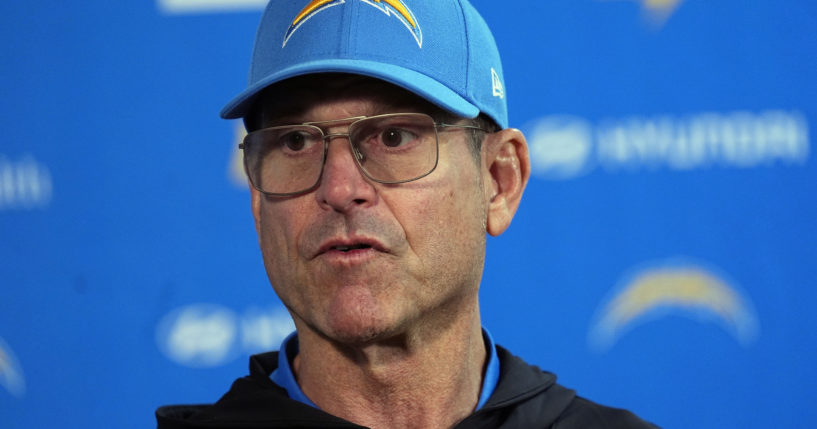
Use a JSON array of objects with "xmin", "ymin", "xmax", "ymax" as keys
[
  {"xmin": 284, "ymin": 0, "xmax": 423, "ymax": 48},
  {"xmin": 491, "ymin": 67, "xmax": 504, "ymax": 99}
]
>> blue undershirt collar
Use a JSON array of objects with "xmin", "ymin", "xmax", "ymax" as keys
[
  {"xmin": 270, "ymin": 328, "xmax": 501, "ymax": 411},
  {"xmin": 270, "ymin": 331, "xmax": 318, "ymax": 408}
]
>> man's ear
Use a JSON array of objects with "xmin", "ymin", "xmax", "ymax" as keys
[
  {"xmin": 482, "ymin": 128, "xmax": 530, "ymax": 236},
  {"xmin": 248, "ymin": 173, "xmax": 263, "ymax": 237}
]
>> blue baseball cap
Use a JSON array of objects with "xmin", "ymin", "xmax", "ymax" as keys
[{"xmin": 220, "ymin": 0, "xmax": 508, "ymax": 129}]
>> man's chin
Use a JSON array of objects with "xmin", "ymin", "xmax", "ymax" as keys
[
  {"xmin": 323, "ymin": 313, "xmax": 401, "ymax": 347},
  {"xmin": 320, "ymin": 286, "xmax": 406, "ymax": 344}
]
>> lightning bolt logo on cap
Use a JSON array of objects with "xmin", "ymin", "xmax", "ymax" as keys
[{"xmin": 284, "ymin": 0, "xmax": 422, "ymax": 48}]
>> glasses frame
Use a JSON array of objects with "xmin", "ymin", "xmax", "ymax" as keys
[{"xmin": 239, "ymin": 112, "xmax": 487, "ymax": 197}]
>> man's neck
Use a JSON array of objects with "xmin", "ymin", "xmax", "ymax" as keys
[{"xmin": 292, "ymin": 302, "xmax": 486, "ymax": 429}]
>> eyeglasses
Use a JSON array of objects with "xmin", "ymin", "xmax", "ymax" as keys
[{"xmin": 240, "ymin": 113, "xmax": 486, "ymax": 196}]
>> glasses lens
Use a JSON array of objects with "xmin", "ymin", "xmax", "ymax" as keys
[
  {"xmin": 349, "ymin": 114, "xmax": 438, "ymax": 183},
  {"xmin": 243, "ymin": 125, "xmax": 324, "ymax": 195}
]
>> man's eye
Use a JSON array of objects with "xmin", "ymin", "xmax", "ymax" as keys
[
  {"xmin": 279, "ymin": 131, "xmax": 309, "ymax": 151},
  {"xmin": 379, "ymin": 128, "xmax": 417, "ymax": 148}
]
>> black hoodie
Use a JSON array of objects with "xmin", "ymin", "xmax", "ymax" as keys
[{"xmin": 156, "ymin": 346, "xmax": 657, "ymax": 428}]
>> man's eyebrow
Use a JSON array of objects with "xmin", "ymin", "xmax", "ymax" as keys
[
  {"xmin": 260, "ymin": 102, "xmax": 438, "ymax": 128},
  {"xmin": 258, "ymin": 104, "xmax": 313, "ymax": 127},
  {"xmin": 370, "ymin": 100, "xmax": 446, "ymax": 116},
  {"xmin": 263, "ymin": 115, "xmax": 305, "ymax": 126}
]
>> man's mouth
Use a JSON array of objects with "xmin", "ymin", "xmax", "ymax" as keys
[
  {"xmin": 315, "ymin": 238, "xmax": 385, "ymax": 258},
  {"xmin": 332, "ymin": 244, "xmax": 372, "ymax": 252}
]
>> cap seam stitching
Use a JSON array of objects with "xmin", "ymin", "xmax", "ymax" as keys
[{"xmin": 457, "ymin": 0, "xmax": 471, "ymax": 105}]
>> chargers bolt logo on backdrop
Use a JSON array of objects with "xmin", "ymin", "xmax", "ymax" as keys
[
  {"xmin": 639, "ymin": 0, "xmax": 683, "ymax": 26},
  {"xmin": 599, "ymin": 0, "xmax": 683, "ymax": 28},
  {"xmin": 284, "ymin": 0, "xmax": 423, "ymax": 47},
  {"xmin": 588, "ymin": 258, "xmax": 759, "ymax": 352},
  {"xmin": 0, "ymin": 337, "xmax": 26, "ymax": 398}
]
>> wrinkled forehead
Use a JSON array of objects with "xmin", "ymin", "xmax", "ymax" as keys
[{"xmin": 248, "ymin": 73, "xmax": 452, "ymax": 128}]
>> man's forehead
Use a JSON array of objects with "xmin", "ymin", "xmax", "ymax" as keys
[{"xmin": 253, "ymin": 73, "xmax": 447, "ymax": 123}]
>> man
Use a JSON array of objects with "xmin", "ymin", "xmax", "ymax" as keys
[{"xmin": 157, "ymin": 0, "xmax": 656, "ymax": 428}]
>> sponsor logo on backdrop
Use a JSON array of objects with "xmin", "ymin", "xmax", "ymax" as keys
[
  {"xmin": 0, "ymin": 337, "xmax": 25, "ymax": 398},
  {"xmin": 527, "ymin": 110, "xmax": 810, "ymax": 180},
  {"xmin": 156, "ymin": 303, "xmax": 294, "ymax": 368},
  {"xmin": 0, "ymin": 154, "xmax": 52, "ymax": 211},
  {"xmin": 527, "ymin": 115, "xmax": 596, "ymax": 180},
  {"xmin": 157, "ymin": 0, "xmax": 267, "ymax": 14},
  {"xmin": 599, "ymin": 0, "xmax": 683, "ymax": 28},
  {"xmin": 588, "ymin": 258, "xmax": 759, "ymax": 351}
]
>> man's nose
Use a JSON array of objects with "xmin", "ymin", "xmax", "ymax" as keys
[{"xmin": 315, "ymin": 136, "xmax": 377, "ymax": 212}]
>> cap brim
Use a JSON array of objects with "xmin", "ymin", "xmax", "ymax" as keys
[{"xmin": 219, "ymin": 59, "xmax": 480, "ymax": 120}]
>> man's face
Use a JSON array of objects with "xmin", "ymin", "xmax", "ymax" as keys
[{"xmin": 249, "ymin": 76, "xmax": 492, "ymax": 345}]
